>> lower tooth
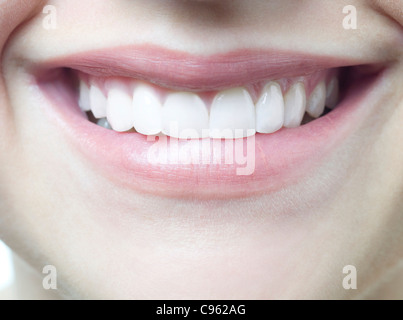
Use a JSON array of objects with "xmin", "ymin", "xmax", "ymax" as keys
[
  {"xmin": 97, "ymin": 118, "xmax": 112, "ymax": 130},
  {"xmin": 284, "ymin": 82, "xmax": 306, "ymax": 128},
  {"xmin": 326, "ymin": 77, "xmax": 339, "ymax": 109}
]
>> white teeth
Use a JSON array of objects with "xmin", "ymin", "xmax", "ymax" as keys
[
  {"xmin": 97, "ymin": 118, "xmax": 112, "ymax": 130},
  {"xmin": 256, "ymin": 82, "xmax": 285, "ymax": 134},
  {"xmin": 210, "ymin": 87, "xmax": 256, "ymax": 139},
  {"xmin": 133, "ymin": 83, "xmax": 162, "ymax": 135},
  {"xmin": 89, "ymin": 85, "xmax": 107, "ymax": 119},
  {"xmin": 106, "ymin": 81, "xmax": 134, "ymax": 132},
  {"xmin": 306, "ymin": 81, "xmax": 326, "ymax": 118},
  {"xmin": 78, "ymin": 81, "xmax": 91, "ymax": 112},
  {"xmin": 162, "ymin": 92, "xmax": 209, "ymax": 139},
  {"xmin": 81, "ymin": 75, "xmax": 339, "ymax": 137},
  {"xmin": 284, "ymin": 82, "xmax": 306, "ymax": 128},
  {"xmin": 326, "ymin": 77, "xmax": 339, "ymax": 109}
]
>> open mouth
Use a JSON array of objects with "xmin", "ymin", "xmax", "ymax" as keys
[
  {"xmin": 37, "ymin": 48, "xmax": 350, "ymax": 139},
  {"xmin": 77, "ymin": 68, "xmax": 339, "ymax": 138},
  {"xmin": 29, "ymin": 46, "xmax": 385, "ymax": 198}
]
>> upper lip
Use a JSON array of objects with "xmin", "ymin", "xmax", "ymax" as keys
[{"xmin": 33, "ymin": 45, "xmax": 370, "ymax": 91}]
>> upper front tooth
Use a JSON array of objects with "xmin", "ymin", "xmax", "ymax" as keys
[
  {"xmin": 210, "ymin": 87, "xmax": 256, "ymax": 139},
  {"xmin": 284, "ymin": 82, "xmax": 306, "ymax": 128},
  {"xmin": 326, "ymin": 77, "xmax": 339, "ymax": 109},
  {"xmin": 78, "ymin": 81, "xmax": 91, "ymax": 112},
  {"xmin": 106, "ymin": 81, "xmax": 134, "ymax": 132},
  {"xmin": 133, "ymin": 83, "xmax": 162, "ymax": 136},
  {"xmin": 306, "ymin": 81, "xmax": 326, "ymax": 118},
  {"xmin": 90, "ymin": 84, "xmax": 107, "ymax": 119},
  {"xmin": 162, "ymin": 92, "xmax": 209, "ymax": 139},
  {"xmin": 256, "ymin": 82, "xmax": 285, "ymax": 134}
]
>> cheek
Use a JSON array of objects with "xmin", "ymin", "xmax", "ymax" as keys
[
  {"xmin": 0, "ymin": 0, "xmax": 47, "ymax": 201},
  {"xmin": 0, "ymin": 0, "xmax": 45, "ymax": 47},
  {"xmin": 370, "ymin": 0, "xmax": 403, "ymax": 26}
]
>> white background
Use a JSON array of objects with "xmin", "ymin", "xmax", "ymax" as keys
[{"xmin": 0, "ymin": 241, "xmax": 14, "ymax": 291}]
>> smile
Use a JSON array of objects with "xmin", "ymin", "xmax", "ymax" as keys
[
  {"xmin": 77, "ymin": 68, "xmax": 339, "ymax": 138},
  {"xmin": 27, "ymin": 46, "xmax": 385, "ymax": 198}
]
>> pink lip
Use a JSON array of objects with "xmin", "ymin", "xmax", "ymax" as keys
[
  {"xmin": 34, "ymin": 47, "xmax": 382, "ymax": 199},
  {"xmin": 36, "ymin": 45, "xmax": 361, "ymax": 91}
]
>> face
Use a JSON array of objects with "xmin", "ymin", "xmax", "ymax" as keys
[{"xmin": 0, "ymin": 0, "xmax": 402, "ymax": 299}]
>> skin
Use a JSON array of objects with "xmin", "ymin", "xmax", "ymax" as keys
[{"xmin": 0, "ymin": 0, "xmax": 402, "ymax": 299}]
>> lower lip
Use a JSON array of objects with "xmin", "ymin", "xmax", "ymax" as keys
[{"xmin": 37, "ymin": 70, "xmax": 380, "ymax": 199}]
